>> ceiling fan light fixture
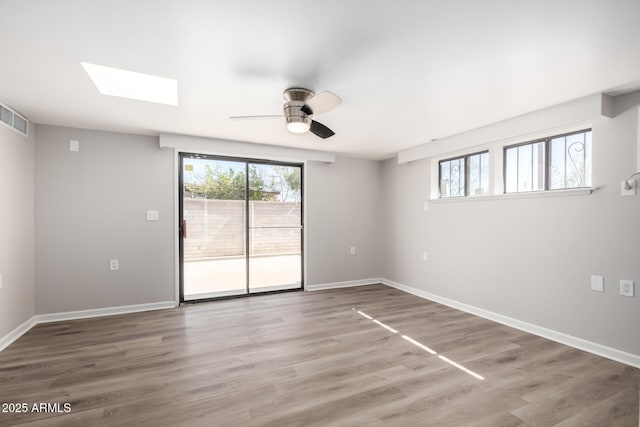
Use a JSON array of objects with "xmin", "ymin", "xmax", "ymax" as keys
[
  {"xmin": 230, "ymin": 87, "xmax": 338, "ymax": 139},
  {"xmin": 286, "ymin": 116, "xmax": 311, "ymax": 133}
]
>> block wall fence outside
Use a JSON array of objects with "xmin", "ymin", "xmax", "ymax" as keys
[{"xmin": 183, "ymin": 198, "xmax": 301, "ymax": 258}]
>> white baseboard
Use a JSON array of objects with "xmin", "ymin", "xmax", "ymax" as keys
[
  {"xmin": 35, "ymin": 301, "xmax": 176, "ymax": 323},
  {"xmin": 306, "ymin": 278, "xmax": 381, "ymax": 292},
  {"xmin": 0, "ymin": 316, "xmax": 38, "ymax": 353},
  {"xmin": 4, "ymin": 281, "xmax": 638, "ymax": 370},
  {"xmin": 0, "ymin": 301, "xmax": 176, "ymax": 353},
  {"xmin": 380, "ymin": 278, "xmax": 640, "ymax": 369}
]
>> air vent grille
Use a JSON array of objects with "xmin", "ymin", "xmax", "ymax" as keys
[
  {"xmin": 0, "ymin": 103, "xmax": 28, "ymax": 136},
  {"xmin": 0, "ymin": 105, "xmax": 12, "ymax": 126},
  {"xmin": 13, "ymin": 114, "xmax": 27, "ymax": 134}
]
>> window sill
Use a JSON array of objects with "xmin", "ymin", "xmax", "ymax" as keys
[{"xmin": 430, "ymin": 187, "xmax": 599, "ymax": 203}]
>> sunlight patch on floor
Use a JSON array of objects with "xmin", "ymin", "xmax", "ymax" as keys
[{"xmin": 352, "ymin": 308, "xmax": 485, "ymax": 381}]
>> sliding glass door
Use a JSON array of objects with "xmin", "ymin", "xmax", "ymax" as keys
[
  {"xmin": 180, "ymin": 157, "xmax": 247, "ymax": 300},
  {"xmin": 248, "ymin": 164, "xmax": 303, "ymax": 293},
  {"xmin": 179, "ymin": 154, "xmax": 303, "ymax": 302}
]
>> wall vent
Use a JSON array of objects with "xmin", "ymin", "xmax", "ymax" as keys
[{"xmin": 0, "ymin": 103, "xmax": 29, "ymax": 136}]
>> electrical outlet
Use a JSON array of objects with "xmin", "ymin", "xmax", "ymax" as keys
[
  {"xmin": 422, "ymin": 251, "xmax": 429, "ymax": 261},
  {"xmin": 619, "ymin": 280, "xmax": 634, "ymax": 297},
  {"xmin": 69, "ymin": 139, "xmax": 79, "ymax": 152},
  {"xmin": 423, "ymin": 202, "xmax": 430, "ymax": 212},
  {"xmin": 146, "ymin": 210, "xmax": 159, "ymax": 221},
  {"xmin": 350, "ymin": 246, "xmax": 356, "ymax": 255},
  {"xmin": 109, "ymin": 259, "xmax": 119, "ymax": 271},
  {"xmin": 0, "ymin": 274, "xmax": 3, "ymax": 289},
  {"xmin": 590, "ymin": 275, "xmax": 604, "ymax": 292},
  {"xmin": 621, "ymin": 180, "xmax": 636, "ymax": 196}
]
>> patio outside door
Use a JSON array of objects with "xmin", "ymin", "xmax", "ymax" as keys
[{"xmin": 179, "ymin": 154, "xmax": 303, "ymax": 302}]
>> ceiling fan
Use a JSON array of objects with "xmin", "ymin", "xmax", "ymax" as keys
[{"xmin": 230, "ymin": 88, "xmax": 342, "ymax": 139}]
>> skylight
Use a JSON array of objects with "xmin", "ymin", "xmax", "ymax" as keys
[{"xmin": 81, "ymin": 62, "xmax": 178, "ymax": 106}]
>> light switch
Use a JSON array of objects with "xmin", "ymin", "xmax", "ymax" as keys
[
  {"xmin": 423, "ymin": 202, "xmax": 430, "ymax": 212},
  {"xmin": 69, "ymin": 139, "xmax": 79, "ymax": 152},
  {"xmin": 423, "ymin": 251, "xmax": 429, "ymax": 261},
  {"xmin": 146, "ymin": 210, "xmax": 159, "ymax": 221},
  {"xmin": 109, "ymin": 259, "xmax": 119, "ymax": 271},
  {"xmin": 0, "ymin": 274, "xmax": 3, "ymax": 289},
  {"xmin": 590, "ymin": 275, "xmax": 604, "ymax": 292},
  {"xmin": 350, "ymin": 246, "xmax": 356, "ymax": 255}
]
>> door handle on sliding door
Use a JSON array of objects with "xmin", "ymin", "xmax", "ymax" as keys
[{"xmin": 180, "ymin": 220, "xmax": 187, "ymax": 238}]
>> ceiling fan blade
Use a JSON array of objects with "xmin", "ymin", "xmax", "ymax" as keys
[
  {"xmin": 229, "ymin": 115, "xmax": 283, "ymax": 120},
  {"xmin": 305, "ymin": 90, "xmax": 342, "ymax": 115},
  {"xmin": 310, "ymin": 120, "xmax": 335, "ymax": 139},
  {"xmin": 300, "ymin": 104, "xmax": 313, "ymax": 115}
]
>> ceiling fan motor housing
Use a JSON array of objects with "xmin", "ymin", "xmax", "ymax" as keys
[{"xmin": 283, "ymin": 88, "xmax": 314, "ymax": 133}]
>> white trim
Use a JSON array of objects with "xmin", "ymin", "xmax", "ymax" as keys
[
  {"xmin": 4, "ymin": 281, "xmax": 638, "ymax": 369},
  {"xmin": 398, "ymin": 93, "xmax": 605, "ymax": 163},
  {"xmin": 0, "ymin": 301, "xmax": 177, "ymax": 353},
  {"xmin": 380, "ymin": 278, "xmax": 640, "ymax": 369},
  {"xmin": 306, "ymin": 278, "xmax": 381, "ymax": 291},
  {"xmin": 160, "ymin": 134, "xmax": 335, "ymax": 163},
  {"xmin": 428, "ymin": 125, "xmax": 595, "ymax": 199},
  {"xmin": 0, "ymin": 317, "xmax": 37, "ymax": 352},
  {"xmin": 35, "ymin": 301, "xmax": 176, "ymax": 323},
  {"xmin": 429, "ymin": 187, "xmax": 597, "ymax": 203}
]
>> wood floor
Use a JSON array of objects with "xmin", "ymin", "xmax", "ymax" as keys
[{"xmin": 1, "ymin": 284, "xmax": 638, "ymax": 426}]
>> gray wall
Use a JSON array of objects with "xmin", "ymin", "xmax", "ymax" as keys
[
  {"xmin": 33, "ymin": 126, "xmax": 381, "ymax": 313},
  {"xmin": 0, "ymin": 123, "xmax": 35, "ymax": 337},
  {"xmin": 306, "ymin": 157, "xmax": 381, "ymax": 284},
  {"xmin": 35, "ymin": 126, "xmax": 175, "ymax": 313},
  {"xmin": 28, "ymin": 100, "xmax": 639, "ymax": 358},
  {"xmin": 380, "ymin": 93, "xmax": 640, "ymax": 355}
]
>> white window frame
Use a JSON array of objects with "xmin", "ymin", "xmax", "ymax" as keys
[{"xmin": 429, "ymin": 122, "xmax": 595, "ymax": 201}]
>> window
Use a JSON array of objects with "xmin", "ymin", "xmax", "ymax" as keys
[
  {"xmin": 549, "ymin": 131, "xmax": 592, "ymax": 189},
  {"xmin": 504, "ymin": 129, "xmax": 591, "ymax": 193},
  {"xmin": 504, "ymin": 141, "xmax": 545, "ymax": 193},
  {"xmin": 439, "ymin": 151, "xmax": 489, "ymax": 198}
]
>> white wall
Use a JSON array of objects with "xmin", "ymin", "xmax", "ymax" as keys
[
  {"xmin": 306, "ymin": 157, "xmax": 382, "ymax": 285},
  {"xmin": 35, "ymin": 126, "xmax": 175, "ymax": 313},
  {"xmin": 380, "ymin": 92, "xmax": 640, "ymax": 356},
  {"xmin": 0, "ymin": 123, "xmax": 35, "ymax": 338}
]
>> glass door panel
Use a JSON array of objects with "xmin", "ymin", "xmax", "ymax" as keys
[
  {"xmin": 248, "ymin": 163, "xmax": 303, "ymax": 293},
  {"xmin": 181, "ymin": 156, "xmax": 248, "ymax": 300}
]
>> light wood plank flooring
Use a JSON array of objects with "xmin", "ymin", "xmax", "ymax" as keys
[{"xmin": 1, "ymin": 284, "xmax": 638, "ymax": 426}]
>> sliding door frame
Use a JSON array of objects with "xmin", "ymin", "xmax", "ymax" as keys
[{"xmin": 178, "ymin": 152, "xmax": 304, "ymax": 304}]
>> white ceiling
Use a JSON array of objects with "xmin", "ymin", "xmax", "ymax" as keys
[{"xmin": 1, "ymin": 0, "xmax": 639, "ymax": 160}]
